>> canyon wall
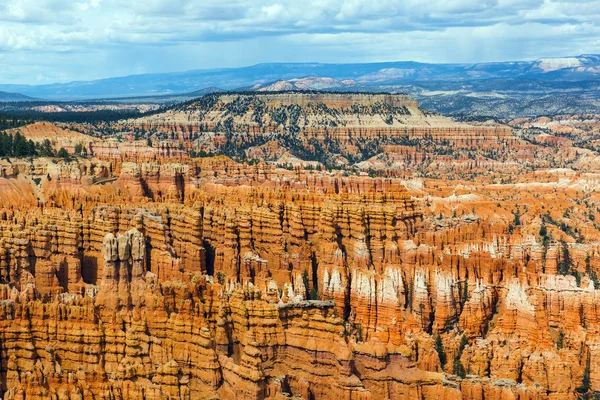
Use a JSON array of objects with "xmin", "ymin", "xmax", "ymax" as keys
[{"xmin": 0, "ymin": 94, "xmax": 599, "ymax": 399}]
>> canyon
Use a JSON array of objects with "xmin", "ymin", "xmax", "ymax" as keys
[{"xmin": 0, "ymin": 92, "xmax": 598, "ymax": 399}]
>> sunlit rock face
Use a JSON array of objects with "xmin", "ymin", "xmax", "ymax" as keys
[{"xmin": 1, "ymin": 94, "xmax": 600, "ymax": 399}]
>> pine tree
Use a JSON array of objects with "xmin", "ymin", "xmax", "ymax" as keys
[
  {"xmin": 558, "ymin": 241, "xmax": 572, "ymax": 276},
  {"xmin": 13, "ymin": 132, "xmax": 27, "ymax": 157},
  {"xmin": 27, "ymin": 139, "xmax": 37, "ymax": 156},
  {"xmin": 556, "ymin": 330, "xmax": 564, "ymax": 349},
  {"xmin": 578, "ymin": 353, "xmax": 591, "ymax": 394},
  {"xmin": 0, "ymin": 132, "xmax": 8, "ymax": 156},
  {"xmin": 57, "ymin": 148, "xmax": 69, "ymax": 158},
  {"xmin": 453, "ymin": 334, "xmax": 469, "ymax": 378},
  {"xmin": 38, "ymin": 139, "xmax": 54, "ymax": 157},
  {"xmin": 434, "ymin": 335, "xmax": 446, "ymax": 369},
  {"xmin": 74, "ymin": 142, "xmax": 84, "ymax": 155}
]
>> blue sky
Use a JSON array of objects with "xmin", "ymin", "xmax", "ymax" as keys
[{"xmin": 1, "ymin": 0, "xmax": 599, "ymax": 84}]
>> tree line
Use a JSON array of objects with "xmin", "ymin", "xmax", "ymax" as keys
[
  {"xmin": 0, "ymin": 131, "xmax": 64, "ymax": 158},
  {"xmin": 0, "ymin": 109, "xmax": 143, "ymax": 124},
  {"xmin": 0, "ymin": 115, "xmax": 33, "ymax": 131}
]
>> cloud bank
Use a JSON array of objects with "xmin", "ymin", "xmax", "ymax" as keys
[{"xmin": 1, "ymin": 0, "xmax": 599, "ymax": 84}]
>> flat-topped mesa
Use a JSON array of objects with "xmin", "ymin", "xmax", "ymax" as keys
[
  {"xmin": 127, "ymin": 92, "xmax": 514, "ymax": 162},
  {"xmin": 216, "ymin": 92, "xmax": 420, "ymax": 109}
]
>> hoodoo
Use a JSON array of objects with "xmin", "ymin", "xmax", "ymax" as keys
[{"xmin": 0, "ymin": 92, "xmax": 598, "ymax": 399}]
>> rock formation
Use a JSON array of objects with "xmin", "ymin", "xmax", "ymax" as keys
[{"xmin": 0, "ymin": 94, "xmax": 598, "ymax": 399}]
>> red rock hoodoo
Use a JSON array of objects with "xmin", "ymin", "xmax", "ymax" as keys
[{"xmin": 0, "ymin": 93, "xmax": 599, "ymax": 399}]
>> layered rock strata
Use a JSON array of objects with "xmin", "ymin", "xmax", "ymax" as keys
[{"xmin": 0, "ymin": 95, "xmax": 600, "ymax": 399}]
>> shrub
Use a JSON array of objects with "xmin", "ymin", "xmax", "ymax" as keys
[{"xmin": 57, "ymin": 148, "xmax": 69, "ymax": 158}]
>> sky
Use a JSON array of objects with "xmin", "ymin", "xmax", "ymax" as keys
[{"xmin": 1, "ymin": 0, "xmax": 599, "ymax": 84}]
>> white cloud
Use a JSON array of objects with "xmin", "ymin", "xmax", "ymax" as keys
[{"xmin": 0, "ymin": 0, "xmax": 598, "ymax": 84}]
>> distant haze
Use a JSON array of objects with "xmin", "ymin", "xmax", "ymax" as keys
[
  {"xmin": 1, "ymin": 0, "xmax": 599, "ymax": 85},
  {"xmin": 1, "ymin": 56, "xmax": 600, "ymax": 101}
]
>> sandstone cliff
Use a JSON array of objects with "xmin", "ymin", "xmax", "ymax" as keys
[{"xmin": 0, "ymin": 94, "xmax": 599, "ymax": 399}]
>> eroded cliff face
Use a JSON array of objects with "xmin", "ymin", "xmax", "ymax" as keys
[
  {"xmin": 0, "ymin": 157, "xmax": 595, "ymax": 400},
  {"xmin": 117, "ymin": 92, "xmax": 515, "ymax": 171},
  {"xmin": 1, "ymin": 95, "xmax": 600, "ymax": 399}
]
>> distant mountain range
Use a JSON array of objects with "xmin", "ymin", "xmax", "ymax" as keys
[
  {"xmin": 0, "ymin": 91, "xmax": 36, "ymax": 102},
  {"xmin": 1, "ymin": 55, "xmax": 600, "ymax": 101}
]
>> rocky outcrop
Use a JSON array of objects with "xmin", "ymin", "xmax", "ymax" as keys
[
  {"xmin": 90, "ymin": 140, "xmax": 186, "ymax": 163},
  {"xmin": 0, "ymin": 156, "xmax": 596, "ymax": 399},
  {"xmin": 11, "ymin": 122, "xmax": 97, "ymax": 154},
  {"xmin": 123, "ymin": 93, "xmax": 514, "ymax": 170},
  {"xmin": 2, "ymin": 94, "xmax": 600, "ymax": 398}
]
